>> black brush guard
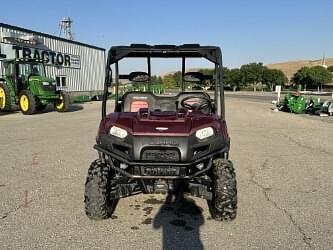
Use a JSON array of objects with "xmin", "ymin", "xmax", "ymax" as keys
[
  {"xmin": 94, "ymin": 144, "xmax": 224, "ymax": 179},
  {"xmin": 95, "ymin": 145, "xmax": 215, "ymax": 200}
]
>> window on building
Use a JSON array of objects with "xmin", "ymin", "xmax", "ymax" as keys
[
  {"xmin": 61, "ymin": 76, "xmax": 66, "ymax": 86},
  {"xmin": 56, "ymin": 76, "xmax": 67, "ymax": 87},
  {"xmin": 56, "ymin": 76, "xmax": 61, "ymax": 87}
]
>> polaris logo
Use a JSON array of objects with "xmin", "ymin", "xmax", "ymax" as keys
[
  {"xmin": 142, "ymin": 167, "xmax": 178, "ymax": 176},
  {"xmin": 155, "ymin": 127, "xmax": 168, "ymax": 132}
]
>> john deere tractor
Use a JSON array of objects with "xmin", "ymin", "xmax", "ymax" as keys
[{"xmin": 0, "ymin": 58, "xmax": 69, "ymax": 115}]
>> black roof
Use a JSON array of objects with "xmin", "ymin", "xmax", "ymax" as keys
[
  {"xmin": 0, "ymin": 22, "xmax": 105, "ymax": 51},
  {"xmin": 108, "ymin": 44, "xmax": 222, "ymax": 65}
]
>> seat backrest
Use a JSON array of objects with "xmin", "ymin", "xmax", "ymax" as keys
[{"xmin": 122, "ymin": 92, "xmax": 156, "ymax": 112}]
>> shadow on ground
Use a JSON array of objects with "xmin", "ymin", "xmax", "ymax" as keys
[
  {"xmin": 0, "ymin": 104, "xmax": 84, "ymax": 116},
  {"xmin": 152, "ymin": 194, "xmax": 205, "ymax": 250},
  {"xmin": 0, "ymin": 110, "xmax": 19, "ymax": 116},
  {"xmin": 65, "ymin": 104, "xmax": 85, "ymax": 112},
  {"xmin": 38, "ymin": 104, "xmax": 84, "ymax": 114}
]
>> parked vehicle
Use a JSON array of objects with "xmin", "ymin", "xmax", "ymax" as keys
[
  {"xmin": 84, "ymin": 44, "xmax": 237, "ymax": 221},
  {"xmin": 0, "ymin": 58, "xmax": 69, "ymax": 114}
]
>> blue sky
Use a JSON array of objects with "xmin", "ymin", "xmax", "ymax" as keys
[{"xmin": 1, "ymin": 0, "xmax": 333, "ymax": 74}]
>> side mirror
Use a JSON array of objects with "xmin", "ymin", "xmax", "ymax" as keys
[
  {"xmin": 183, "ymin": 72, "xmax": 205, "ymax": 83},
  {"xmin": 107, "ymin": 69, "xmax": 112, "ymax": 87},
  {"xmin": 128, "ymin": 71, "xmax": 150, "ymax": 82}
]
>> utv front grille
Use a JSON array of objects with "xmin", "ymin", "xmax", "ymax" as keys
[{"xmin": 141, "ymin": 148, "xmax": 180, "ymax": 162}]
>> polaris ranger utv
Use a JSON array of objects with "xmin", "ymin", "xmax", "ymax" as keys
[
  {"xmin": 84, "ymin": 44, "xmax": 237, "ymax": 221},
  {"xmin": 0, "ymin": 58, "xmax": 69, "ymax": 115}
]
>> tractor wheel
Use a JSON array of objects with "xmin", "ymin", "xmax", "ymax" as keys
[
  {"xmin": 19, "ymin": 90, "xmax": 36, "ymax": 115},
  {"xmin": 55, "ymin": 91, "xmax": 70, "ymax": 112},
  {"xmin": 0, "ymin": 82, "xmax": 12, "ymax": 111},
  {"xmin": 208, "ymin": 158, "xmax": 237, "ymax": 221},
  {"xmin": 84, "ymin": 159, "xmax": 118, "ymax": 220}
]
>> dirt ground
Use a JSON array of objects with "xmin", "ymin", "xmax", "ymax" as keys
[{"xmin": 0, "ymin": 97, "xmax": 332, "ymax": 249}]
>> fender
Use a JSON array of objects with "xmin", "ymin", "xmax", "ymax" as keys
[{"xmin": 0, "ymin": 78, "xmax": 16, "ymax": 103}]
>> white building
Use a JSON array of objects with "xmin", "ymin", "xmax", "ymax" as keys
[{"xmin": 0, "ymin": 22, "xmax": 105, "ymax": 95}]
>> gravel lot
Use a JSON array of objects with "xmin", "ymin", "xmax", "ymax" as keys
[{"xmin": 0, "ymin": 97, "xmax": 332, "ymax": 249}]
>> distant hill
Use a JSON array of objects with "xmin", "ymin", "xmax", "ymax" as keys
[{"xmin": 266, "ymin": 58, "xmax": 333, "ymax": 79}]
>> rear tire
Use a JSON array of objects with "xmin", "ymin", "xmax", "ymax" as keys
[
  {"xmin": 19, "ymin": 90, "xmax": 36, "ymax": 115},
  {"xmin": 84, "ymin": 159, "xmax": 117, "ymax": 220},
  {"xmin": 55, "ymin": 91, "xmax": 70, "ymax": 112},
  {"xmin": 208, "ymin": 158, "xmax": 237, "ymax": 221},
  {"xmin": 0, "ymin": 82, "xmax": 12, "ymax": 111}
]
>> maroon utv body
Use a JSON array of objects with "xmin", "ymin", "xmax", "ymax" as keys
[{"xmin": 84, "ymin": 44, "xmax": 237, "ymax": 221}]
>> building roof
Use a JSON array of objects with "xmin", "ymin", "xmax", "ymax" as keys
[{"xmin": 0, "ymin": 22, "xmax": 105, "ymax": 51}]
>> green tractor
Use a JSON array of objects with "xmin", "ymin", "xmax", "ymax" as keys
[{"xmin": 0, "ymin": 58, "xmax": 70, "ymax": 115}]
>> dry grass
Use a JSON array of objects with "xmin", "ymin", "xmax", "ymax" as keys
[{"xmin": 266, "ymin": 58, "xmax": 333, "ymax": 80}]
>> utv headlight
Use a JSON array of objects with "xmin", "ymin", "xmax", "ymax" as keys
[
  {"xmin": 42, "ymin": 82, "xmax": 49, "ymax": 86},
  {"xmin": 195, "ymin": 127, "xmax": 214, "ymax": 140},
  {"xmin": 110, "ymin": 126, "xmax": 128, "ymax": 139}
]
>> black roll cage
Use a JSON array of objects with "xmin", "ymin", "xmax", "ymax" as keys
[{"xmin": 102, "ymin": 44, "xmax": 225, "ymax": 119}]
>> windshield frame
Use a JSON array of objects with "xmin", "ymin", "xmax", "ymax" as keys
[
  {"xmin": 17, "ymin": 62, "xmax": 46, "ymax": 78},
  {"xmin": 102, "ymin": 45, "xmax": 225, "ymax": 120}
]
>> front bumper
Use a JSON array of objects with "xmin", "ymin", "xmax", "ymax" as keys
[{"xmin": 95, "ymin": 144, "xmax": 228, "ymax": 179}]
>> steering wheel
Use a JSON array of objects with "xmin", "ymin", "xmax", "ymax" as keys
[{"xmin": 180, "ymin": 95, "xmax": 211, "ymax": 111}]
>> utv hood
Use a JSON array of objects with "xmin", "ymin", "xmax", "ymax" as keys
[{"xmin": 104, "ymin": 110, "xmax": 223, "ymax": 136}]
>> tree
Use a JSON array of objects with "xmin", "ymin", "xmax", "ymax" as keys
[
  {"xmin": 292, "ymin": 66, "xmax": 332, "ymax": 91},
  {"xmin": 151, "ymin": 75, "xmax": 163, "ymax": 85},
  {"xmin": 222, "ymin": 67, "xmax": 230, "ymax": 87},
  {"xmin": 326, "ymin": 65, "xmax": 333, "ymax": 73},
  {"xmin": 161, "ymin": 71, "xmax": 182, "ymax": 89},
  {"xmin": 240, "ymin": 63, "xmax": 266, "ymax": 91},
  {"xmin": 198, "ymin": 68, "xmax": 215, "ymax": 75},
  {"xmin": 309, "ymin": 66, "xmax": 332, "ymax": 91},
  {"xmin": 224, "ymin": 68, "xmax": 243, "ymax": 91},
  {"xmin": 151, "ymin": 75, "xmax": 158, "ymax": 83},
  {"xmin": 291, "ymin": 67, "xmax": 312, "ymax": 90},
  {"xmin": 162, "ymin": 74, "xmax": 177, "ymax": 88},
  {"xmin": 157, "ymin": 76, "xmax": 163, "ymax": 84},
  {"xmin": 173, "ymin": 71, "xmax": 182, "ymax": 87},
  {"xmin": 262, "ymin": 68, "xmax": 288, "ymax": 91}
]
